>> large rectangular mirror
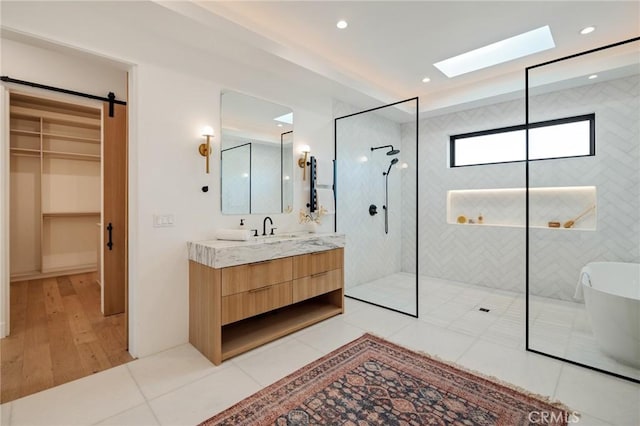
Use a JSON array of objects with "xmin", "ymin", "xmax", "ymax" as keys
[{"xmin": 220, "ymin": 90, "xmax": 293, "ymax": 214}]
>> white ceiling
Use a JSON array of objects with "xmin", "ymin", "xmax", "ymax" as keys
[
  {"xmin": 2, "ymin": 1, "xmax": 638, "ymax": 118},
  {"xmin": 187, "ymin": 1, "xmax": 639, "ymax": 114}
]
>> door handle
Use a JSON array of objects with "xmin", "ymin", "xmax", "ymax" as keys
[{"xmin": 107, "ymin": 223, "xmax": 113, "ymax": 251}]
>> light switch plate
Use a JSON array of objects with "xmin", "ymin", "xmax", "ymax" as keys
[{"xmin": 153, "ymin": 214, "xmax": 175, "ymax": 227}]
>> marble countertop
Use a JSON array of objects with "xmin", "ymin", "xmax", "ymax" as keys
[{"xmin": 188, "ymin": 232, "xmax": 346, "ymax": 269}]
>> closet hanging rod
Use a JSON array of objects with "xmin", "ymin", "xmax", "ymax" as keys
[{"xmin": 1, "ymin": 75, "xmax": 126, "ymax": 117}]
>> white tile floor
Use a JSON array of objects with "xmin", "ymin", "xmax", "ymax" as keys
[
  {"xmin": 350, "ymin": 274, "xmax": 640, "ymax": 380},
  {"xmin": 1, "ymin": 277, "xmax": 639, "ymax": 426}
]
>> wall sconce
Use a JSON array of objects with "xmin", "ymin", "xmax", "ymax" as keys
[
  {"xmin": 199, "ymin": 126, "xmax": 214, "ymax": 174},
  {"xmin": 297, "ymin": 144, "xmax": 311, "ymax": 180}
]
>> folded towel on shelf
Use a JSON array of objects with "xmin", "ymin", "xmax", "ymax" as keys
[
  {"xmin": 315, "ymin": 159, "xmax": 334, "ymax": 186},
  {"xmin": 215, "ymin": 229, "xmax": 251, "ymax": 241},
  {"xmin": 317, "ymin": 188, "xmax": 335, "ymax": 214}
]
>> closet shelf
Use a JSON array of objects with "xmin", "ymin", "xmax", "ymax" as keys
[
  {"xmin": 43, "ymin": 150, "xmax": 100, "ymax": 161},
  {"xmin": 10, "ymin": 105, "xmax": 100, "ymax": 128},
  {"xmin": 11, "ymin": 128, "xmax": 100, "ymax": 143},
  {"xmin": 10, "ymin": 147, "xmax": 40, "ymax": 156},
  {"xmin": 43, "ymin": 212, "xmax": 100, "ymax": 218},
  {"xmin": 43, "ymin": 132, "xmax": 100, "ymax": 143},
  {"xmin": 10, "ymin": 129, "xmax": 40, "ymax": 137}
]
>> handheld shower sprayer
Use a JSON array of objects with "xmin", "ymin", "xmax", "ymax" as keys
[
  {"xmin": 384, "ymin": 158, "xmax": 399, "ymax": 175},
  {"xmin": 381, "ymin": 157, "xmax": 399, "ymax": 234}
]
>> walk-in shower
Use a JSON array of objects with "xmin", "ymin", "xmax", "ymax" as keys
[{"xmin": 335, "ymin": 98, "xmax": 418, "ymax": 316}]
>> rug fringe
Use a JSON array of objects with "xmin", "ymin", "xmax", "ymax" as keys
[{"xmin": 361, "ymin": 332, "xmax": 578, "ymax": 417}]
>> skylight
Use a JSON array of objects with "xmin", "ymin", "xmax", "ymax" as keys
[
  {"xmin": 273, "ymin": 112, "xmax": 293, "ymax": 124},
  {"xmin": 434, "ymin": 26, "xmax": 555, "ymax": 78}
]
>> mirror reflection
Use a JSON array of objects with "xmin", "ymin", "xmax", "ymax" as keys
[{"xmin": 220, "ymin": 91, "xmax": 293, "ymax": 214}]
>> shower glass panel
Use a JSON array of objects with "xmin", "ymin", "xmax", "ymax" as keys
[
  {"xmin": 526, "ymin": 38, "xmax": 640, "ymax": 383},
  {"xmin": 335, "ymin": 98, "xmax": 418, "ymax": 317}
]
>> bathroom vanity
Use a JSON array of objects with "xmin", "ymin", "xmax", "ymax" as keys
[{"xmin": 187, "ymin": 233, "xmax": 345, "ymax": 365}]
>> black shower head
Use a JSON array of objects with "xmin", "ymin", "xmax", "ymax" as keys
[
  {"xmin": 384, "ymin": 158, "xmax": 399, "ymax": 175},
  {"xmin": 371, "ymin": 145, "xmax": 400, "ymax": 156}
]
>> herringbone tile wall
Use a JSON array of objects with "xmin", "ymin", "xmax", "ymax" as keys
[
  {"xmin": 335, "ymin": 101, "xmax": 409, "ymax": 290},
  {"xmin": 528, "ymin": 73, "xmax": 640, "ymax": 300},
  {"xmin": 404, "ymin": 74, "xmax": 639, "ymax": 300}
]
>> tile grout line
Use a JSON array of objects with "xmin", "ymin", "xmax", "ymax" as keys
[
  {"xmin": 127, "ymin": 359, "xmax": 234, "ymax": 405},
  {"xmin": 85, "ymin": 365, "xmax": 156, "ymax": 426},
  {"xmin": 122, "ymin": 364, "xmax": 164, "ymax": 425}
]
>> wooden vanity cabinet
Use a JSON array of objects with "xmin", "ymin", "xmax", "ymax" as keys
[{"xmin": 189, "ymin": 248, "xmax": 344, "ymax": 365}]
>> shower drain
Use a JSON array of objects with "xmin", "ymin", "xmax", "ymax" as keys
[{"xmin": 478, "ymin": 307, "xmax": 490, "ymax": 312}]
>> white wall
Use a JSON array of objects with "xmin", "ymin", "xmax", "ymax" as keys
[
  {"xmin": 1, "ymin": 3, "xmax": 334, "ymax": 356},
  {"xmin": 1, "ymin": 37, "xmax": 128, "ymax": 101}
]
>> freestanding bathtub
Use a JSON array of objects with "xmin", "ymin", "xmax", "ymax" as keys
[{"xmin": 580, "ymin": 262, "xmax": 640, "ymax": 369}]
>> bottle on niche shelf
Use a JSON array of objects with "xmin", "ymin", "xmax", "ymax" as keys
[
  {"xmin": 239, "ymin": 219, "xmax": 246, "ymax": 229},
  {"xmin": 478, "ymin": 213, "xmax": 484, "ymax": 224}
]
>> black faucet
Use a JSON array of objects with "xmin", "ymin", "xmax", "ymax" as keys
[{"xmin": 262, "ymin": 216, "xmax": 273, "ymax": 236}]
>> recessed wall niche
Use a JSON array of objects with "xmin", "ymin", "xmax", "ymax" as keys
[{"xmin": 447, "ymin": 186, "xmax": 596, "ymax": 230}]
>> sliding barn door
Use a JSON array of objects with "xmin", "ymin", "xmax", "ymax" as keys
[{"xmin": 102, "ymin": 102, "xmax": 127, "ymax": 320}]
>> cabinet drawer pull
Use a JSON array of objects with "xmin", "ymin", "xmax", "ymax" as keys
[
  {"xmin": 311, "ymin": 271, "xmax": 328, "ymax": 278},
  {"xmin": 250, "ymin": 260, "xmax": 273, "ymax": 266},
  {"xmin": 249, "ymin": 285, "xmax": 272, "ymax": 293},
  {"xmin": 311, "ymin": 252, "xmax": 326, "ymax": 256}
]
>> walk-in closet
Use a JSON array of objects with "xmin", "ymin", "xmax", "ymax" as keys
[
  {"xmin": 10, "ymin": 93, "xmax": 101, "ymax": 280},
  {"xmin": 3, "ymin": 91, "xmax": 131, "ymax": 403}
]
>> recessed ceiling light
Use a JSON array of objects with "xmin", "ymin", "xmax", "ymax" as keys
[
  {"xmin": 580, "ymin": 26, "xmax": 596, "ymax": 35},
  {"xmin": 588, "ymin": 74, "xmax": 598, "ymax": 80},
  {"xmin": 336, "ymin": 20, "xmax": 348, "ymax": 29},
  {"xmin": 434, "ymin": 25, "xmax": 555, "ymax": 78},
  {"xmin": 422, "ymin": 77, "xmax": 431, "ymax": 83}
]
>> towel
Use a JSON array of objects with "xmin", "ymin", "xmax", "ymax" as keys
[
  {"xmin": 317, "ymin": 188, "xmax": 335, "ymax": 214},
  {"xmin": 215, "ymin": 229, "xmax": 251, "ymax": 241},
  {"xmin": 573, "ymin": 267, "xmax": 591, "ymax": 301},
  {"xmin": 315, "ymin": 159, "xmax": 334, "ymax": 186}
]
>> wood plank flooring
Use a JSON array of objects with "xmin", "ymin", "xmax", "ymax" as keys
[{"xmin": 1, "ymin": 273, "xmax": 133, "ymax": 403}]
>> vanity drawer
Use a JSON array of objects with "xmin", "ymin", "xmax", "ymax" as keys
[
  {"xmin": 293, "ymin": 248, "xmax": 344, "ymax": 279},
  {"xmin": 221, "ymin": 281, "xmax": 293, "ymax": 325},
  {"xmin": 292, "ymin": 268, "xmax": 343, "ymax": 303},
  {"xmin": 222, "ymin": 257, "xmax": 293, "ymax": 296}
]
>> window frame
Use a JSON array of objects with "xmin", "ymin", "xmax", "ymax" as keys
[{"xmin": 449, "ymin": 113, "xmax": 595, "ymax": 168}]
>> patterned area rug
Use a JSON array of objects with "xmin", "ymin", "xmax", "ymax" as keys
[{"xmin": 200, "ymin": 334, "xmax": 573, "ymax": 425}]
